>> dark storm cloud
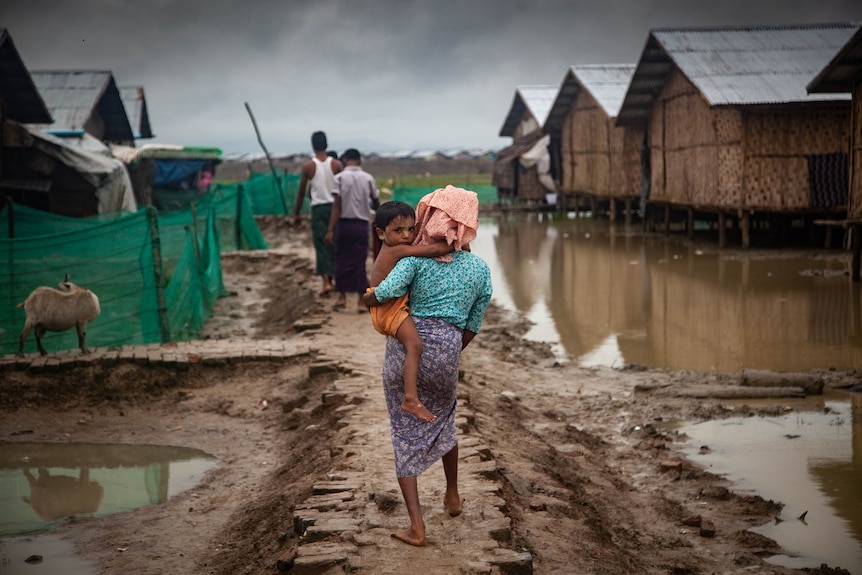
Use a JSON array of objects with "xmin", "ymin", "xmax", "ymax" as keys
[{"xmin": 4, "ymin": 0, "xmax": 862, "ymax": 155}]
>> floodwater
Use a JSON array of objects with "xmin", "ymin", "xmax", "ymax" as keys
[
  {"xmin": 679, "ymin": 394, "xmax": 862, "ymax": 572},
  {"xmin": 471, "ymin": 212, "xmax": 862, "ymax": 572},
  {"xmin": 471, "ymin": 212, "xmax": 862, "ymax": 372},
  {"xmin": 0, "ymin": 443, "xmax": 218, "ymax": 575}
]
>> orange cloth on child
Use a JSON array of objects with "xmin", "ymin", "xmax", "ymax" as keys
[
  {"xmin": 367, "ymin": 287, "xmax": 410, "ymax": 337},
  {"xmin": 369, "ymin": 185, "xmax": 479, "ymax": 335}
]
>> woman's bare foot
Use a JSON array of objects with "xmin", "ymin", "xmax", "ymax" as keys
[
  {"xmin": 402, "ymin": 398, "xmax": 437, "ymax": 422},
  {"xmin": 391, "ymin": 528, "xmax": 426, "ymax": 547},
  {"xmin": 444, "ymin": 495, "xmax": 464, "ymax": 517}
]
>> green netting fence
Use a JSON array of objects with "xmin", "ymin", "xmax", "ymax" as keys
[
  {"xmin": 0, "ymin": 184, "xmax": 267, "ymax": 357},
  {"xmin": 0, "ymin": 170, "xmax": 498, "ymax": 356},
  {"xmin": 390, "ymin": 184, "xmax": 498, "ymax": 207}
]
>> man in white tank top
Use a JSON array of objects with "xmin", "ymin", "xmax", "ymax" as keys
[{"xmin": 294, "ymin": 131, "xmax": 343, "ymax": 295}]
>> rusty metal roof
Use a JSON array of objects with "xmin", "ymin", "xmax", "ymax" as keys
[
  {"xmin": 120, "ymin": 86, "xmax": 154, "ymax": 139},
  {"xmin": 0, "ymin": 28, "xmax": 52, "ymax": 123},
  {"xmin": 617, "ymin": 22, "xmax": 861, "ymax": 126},
  {"xmin": 808, "ymin": 27, "xmax": 862, "ymax": 93},
  {"xmin": 498, "ymin": 84, "xmax": 558, "ymax": 138},
  {"xmin": 30, "ymin": 70, "xmax": 134, "ymax": 142},
  {"xmin": 545, "ymin": 64, "xmax": 635, "ymax": 136}
]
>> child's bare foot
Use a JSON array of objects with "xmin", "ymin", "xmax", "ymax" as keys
[
  {"xmin": 402, "ymin": 398, "xmax": 436, "ymax": 422},
  {"xmin": 391, "ymin": 528, "xmax": 426, "ymax": 547}
]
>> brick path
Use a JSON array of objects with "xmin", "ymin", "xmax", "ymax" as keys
[{"xmin": 2, "ymin": 309, "xmax": 533, "ymax": 574}]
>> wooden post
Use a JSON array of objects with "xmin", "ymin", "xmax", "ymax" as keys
[
  {"xmin": 591, "ymin": 196, "xmax": 598, "ymax": 219},
  {"xmin": 609, "ymin": 198, "xmax": 617, "ymax": 222},
  {"xmin": 718, "ymin": 212, "xmax": 726, "ymax": 248},
  {"xmin": 624, "ymin": 198, "xmax": 632, "ymax": 226},
  {"xmin": 741, "ymin": 211, "xmax": 750, "ymax": 249},
  {"xmin": 236, "ymin": 185, "xmax": 244, "ymax": 250},
  {"xmin": 687, "ymin": 207, "xmax": 694, "ymax": 239},
  {"xmin": 190, "ymin": 201, "xmax": 201, "ymax": 262},
  {"xmin": 852, "ymin": 224, "xmax": 861, "ymax": 283},
  {"xmin": 664, "ymin": 205, "xmax": 670, "ymax": 235},
  {"xmin": 244, "ymin": 102, "xmax": 288, "ymax": 214},
  {"xmin": 146, "ymin": 206, "xmax": 171, "ymax": 344}
]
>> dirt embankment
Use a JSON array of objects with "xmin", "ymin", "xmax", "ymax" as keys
[{"xmin": 0, "ymin": 216, "xmax": 857, "ymax": 575}]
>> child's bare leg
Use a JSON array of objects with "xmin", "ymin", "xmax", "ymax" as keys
[
  {"xmin": 395, "ymin": 318, "xmax": 436, "ymax": 422},
  {"xmin": 392, "ymin": 475, "xmax": 426, "ymax": 546}
]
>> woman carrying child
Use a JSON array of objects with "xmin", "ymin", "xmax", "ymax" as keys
[{"xmin": 363, "ymin": 185, "xmax": 493, "ymax": 547}]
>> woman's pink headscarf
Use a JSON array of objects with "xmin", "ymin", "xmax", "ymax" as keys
[{"xmin": 412, "ymin": 185, "xmax": 479, "ymax": 261}]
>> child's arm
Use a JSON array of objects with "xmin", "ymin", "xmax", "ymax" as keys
[{"xmin": 385, "ymin": 241, "xmax": 451, "ymax": 260}]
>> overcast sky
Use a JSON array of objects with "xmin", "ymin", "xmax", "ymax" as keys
[{"xmin": 4, "ymin": 0, "xmax": 862, "ymax": 156}]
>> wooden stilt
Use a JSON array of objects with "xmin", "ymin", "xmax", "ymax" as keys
[
  {"xmin": 718, "ymin": 212, "xmax": 726, "ymax": 248},
  {"xmin": 609, "ymin": 198, "xmax": 617, "ymax": 222},
  {"xmin": 852, "ymin": 224, "xmax": 861, "ymax": 283},
  {"xmin": 687, "ymin": 208, "xmax": 694, "ymax": 239},
  {"xmin": 624, "ymin": 198, "xmax": 633, "ymax": 226},
  {"xmin": 741, "ymin": 211, "xmax": 750, "ymax": 249},
  {"xmin": 664, "ymin": 205, "xmax": 671, "ymax": 235}
]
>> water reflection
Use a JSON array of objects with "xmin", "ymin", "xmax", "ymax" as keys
[
  {"xmin": 472, "ymin": 214, "xmax": 862, "ymax": 372},
  {"xmin": 0, "ymin": 443, "xmax": 218, "ymax": 537},
  {"xmin": 679, "ymin": 394, "xmax": 862, "ymax": 572}
]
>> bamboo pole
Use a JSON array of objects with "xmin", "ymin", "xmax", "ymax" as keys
[{"xmin": 244, "ymin": 102, "xmax": 288, "ymax": 213}]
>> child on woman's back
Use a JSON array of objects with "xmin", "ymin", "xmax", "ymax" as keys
[{"xmin": 366, "ymin": 201, "xmax": 450, "ymax": 423}]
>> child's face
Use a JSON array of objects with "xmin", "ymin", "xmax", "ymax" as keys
[{"xmin": 378, "ymin": 216, "xmax": 416, "ymax": 246}]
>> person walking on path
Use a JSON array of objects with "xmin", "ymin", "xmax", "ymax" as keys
[
  {"xmin": 326, "ymin": 148, "xmax": 379, "ymax": 312},
  {"xmin": 363, "ymin": 185, "xmax": 492, "ymax": 547},
  {"xmin": 366, "ymin": 200, "xmax": 453, "ymax": 423},
  {"xmin": 294, "ymin": 131, "xmax": 342, "ymax": 296}
]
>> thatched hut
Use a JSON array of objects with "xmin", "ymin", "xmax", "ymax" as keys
[
  {"xmin": 808, "ymin": 26, "xmax": 862, "ymax": 278},
  {"xmin": 544, "ymin": 65, "xmax": 639, "ymax": 221},
  {"xmin": 494, "ymin": 85, "xmax": 558, "ymax": 203},
  {"xmin": 616, "ymin": 23, "xmax": 860, "ymax": 247}
]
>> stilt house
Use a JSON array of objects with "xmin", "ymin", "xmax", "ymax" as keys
[
  {"xmin": 544, "ymin": 65, "xmax": 638, "ymax": 220},
  {"xmin": 494, "ymin": 84, "xmax": 558, "ymax": 203},
  {"xmin": 29, "ymin": 70, "xmax": 134, "ymax": 145},
  {"xmin": 808, "ymin": 27, "xmax": 862, "ymax": 277},
  {"xmin": 616, "ymin": 23, "xmax": 861, "ymax": 246}
]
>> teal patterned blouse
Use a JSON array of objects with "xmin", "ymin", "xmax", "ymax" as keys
[{"xmin": 373, "ymin": 250, "xmax": 493, "ymax": 333}]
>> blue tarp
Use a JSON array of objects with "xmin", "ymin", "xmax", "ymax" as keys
[{"xmin": 154, "ymin": 159, "xmax": 207, "ymax": 186}]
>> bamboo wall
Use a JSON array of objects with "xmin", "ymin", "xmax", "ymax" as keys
[
  {"xmin": 742, "ymin": 105, "xmax": 848, "ymax": 210},
  {"xmin": 849, "ymin": 84, "xmax": 862, "ymax": 222},
  {"xmin": 560, "ymin": 90, "xmax": 640, "ymax": 199},
  {"xmin": 649, "ymin": 69, "xmax": 728, "ymax": 207}
]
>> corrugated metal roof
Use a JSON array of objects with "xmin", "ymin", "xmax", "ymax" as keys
[
  {"xmin": 120, "ymin": 86, "xmax": 154, "ymax": 139},
  {"xmin": 498, "ymin": 84, "xmax": 558, "ymax": 138},
  {"xmin": 617, "ymin": 22, "xmax": 861, "ymax": 126},
  {"xmin": 808, "ymin": 27, "xmax": 862, "ymax": 93},
  {"xmin": 0, "ymin": 28, "xmax": 52, "ymax": 123},
  {"xmin": 30, "ymin": 70, "xmax": 133, "ymax": 142},
  {"xmin": 545, "ymin": 65, "xmax": 636, "ymax": 135}
]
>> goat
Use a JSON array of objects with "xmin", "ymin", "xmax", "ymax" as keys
[{"xmin": 17, "ymin": 275, "xmax": 101, "ymax": 357}]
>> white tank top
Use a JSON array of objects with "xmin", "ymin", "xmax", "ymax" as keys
[{"xmin": 309, "ymin": 157, "xmax": 335, "ymax": 206}]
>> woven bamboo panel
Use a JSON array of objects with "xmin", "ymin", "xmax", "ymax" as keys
[
  {"xmin": 573, "ymin": 152, "xmax": 611, "ymax": 194},
  {"xmin": 716, "ymin": 145, "xmax": 743, "ymax": 206},
  {"xmin": 850, "ymin": 87, "xmax": 862, "ymax": 221},
  {"xmin": 649, "ymin": 148, "xmax": 666, "ymax": 202},
  {"xmin": 712, "ymin": 108, "xmax": 742, "ymax": 145},
  {"xmin": 743, "ymin": 156, "xmax": 808, "ymax": 209},
  {"xmin": 572, "ymin": 105, "xmax": 609, "ymax": 153},
  {"xmin": 561, "ymin": 110, "xmax": 576, "ymax": 192},
  {"xmin": 517, "ymin": 166, "xmax": 546, "ymax": 200},
  {"xmin": 745, "ymin": 107, "xmax": 848, "ymax": 155},
  {"xmin": 620, "ymin": 127, "xmax": 645, "ymax": 198}
]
